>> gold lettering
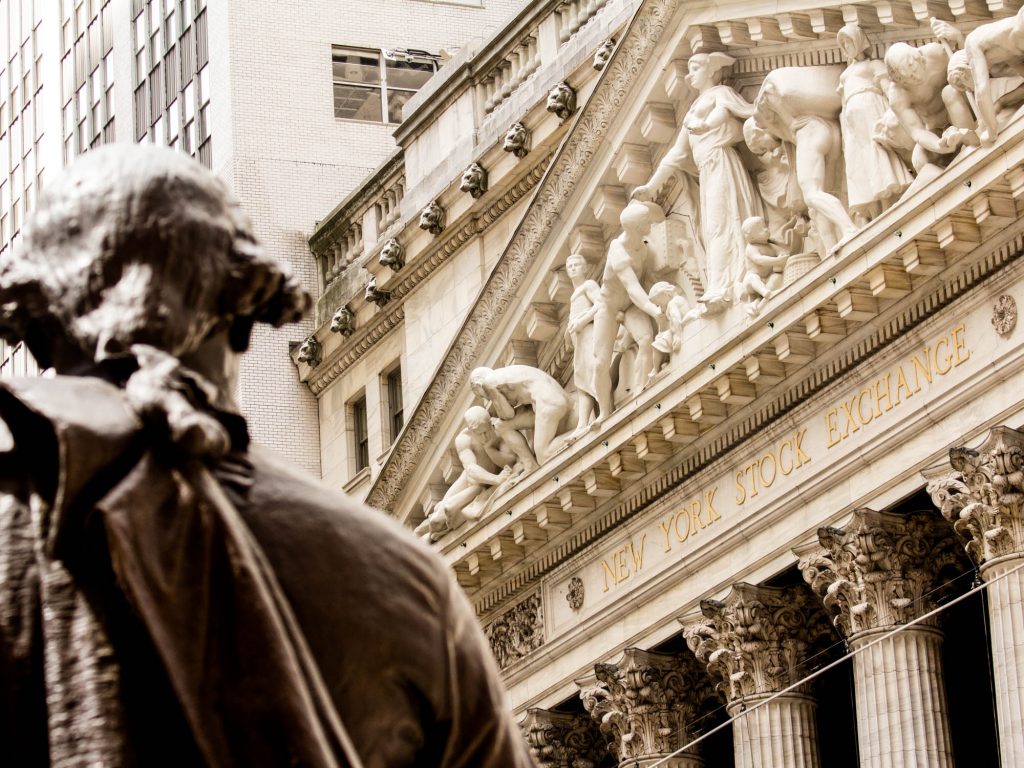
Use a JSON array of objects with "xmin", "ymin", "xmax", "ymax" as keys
[
  {"xmin": 658, "ymin": 519, "xmax": 673, "ymax": 552},
  {"xmin": 934, "ymin": 336, "xmax": 953, "ymax": 375},
  {"xmin": 759, "ymin": 452, "xmax": 777, "ymax": 488},
  {"xmin": 780, "ymin": 439, "xmax": 794, "ymax": 474},
  {"xmin": 601, "ymin": 559, "xmax": 615, "ymax": 592},
  {"xmin": 745, "ymin": 462, "xmax": 760, "ymax": 498},
  {"xmin": 910, "ymin": 348, "xmax": 931, "ymax": 392},
  {"xmin": 614, "ymin": 548, "xmax": 629, "ymax": 582},
  {"xmin": 952, "ymin": 324, "xmax": 969, "ymax": 366},
  {"xmin": 794, "ymin": 428, "xmax": 810, "ymax": 467},
  {"xmin": 705, "ymin": 487, "xmax": 721, "ymax": 523},
  {"xmin": 873, "ymin": 372, "xmax": 893, "ymax": 417},
  {"xmin": 857, "ymin": 388, "xmax": 874, "ymax": 425},
  {"xmin": 674, "ymin": 509, "xmax": 691, "ymax": 542},
  {"xmin": 840, "ymin": 396, "xmax": 859, "ymax": 437},
  {"xmin": 690, "ymin": 499, "xmax": 705, "ymax": 532},
  {"xmin": 735, "ymin": 471, "xmax": 747, "ymax": 505},
  {"xmin": 826, "ymin": 409, "xmax": 841, "ymax": 448},
  {"xmin": 894, "ymin": 366, "xmax": 913, "ymax": 405},
  {"xmin": 629, "ymin": 534, "xmax": 646, "ymax": 572}
]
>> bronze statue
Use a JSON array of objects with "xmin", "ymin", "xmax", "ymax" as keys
[{"xmin": 0, "ymin": 145, "xmax": 534, "ymax": 767}]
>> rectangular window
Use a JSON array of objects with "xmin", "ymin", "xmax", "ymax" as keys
[
  {"xmin": 351, "ymin": 395, "xmax": 369, "ymax": 472},
  {"xmin": 331, "ymin": 46, "xmax": 437, "ymax": 124},
  {"xmin": 384, "ymin": 365, "xmax": 403, "ymax": 444}
]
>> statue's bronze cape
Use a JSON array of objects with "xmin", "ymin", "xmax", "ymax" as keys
[{"xmin": 0, "ymin": 376, "xmax": 532, "ymax": 768}]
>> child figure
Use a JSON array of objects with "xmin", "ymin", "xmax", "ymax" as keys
[
  {"xmin": 740, "ymin": 216, "xmax": 791, "ymax": 317},
  {"xmin": 647, "ymin": 281, "xmax": 695, "ymax": 382}
]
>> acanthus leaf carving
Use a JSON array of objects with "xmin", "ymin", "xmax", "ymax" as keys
[
  {"xmin": 684, "ymin": 583, "xmax": 832, "ymax": 703},
  {"xmin": 798, "ymin": 509, "xmax": 964, "ymax": 637},
  {"xmin": 521, "ymin": 708, "xmax": 610, "ymax": 768},
  {"xmin": 483, "ymin": 593, "xmax": 543, "ymax": 669}
]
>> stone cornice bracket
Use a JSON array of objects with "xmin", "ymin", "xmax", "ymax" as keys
[
  {"xmin": 577, "ymin": 647, "xmax": 714, "ymax": 764},
  {"xmin": 483, "ymin": 592, "xmax": 543, "ymax": 670},
  {"xmin": 419, "ymin": 200, "xmax": 446, "ymax": 235},
  {"xmin": 798, "ymin": 509, "xmax": 962, "ymax": 638},
  {"xmin": 928, "ymin": 425, "xmax": 1024, "ymax": 568},
  {"xmin": 460, "ymin": 162, "xmax": 489, "ymax": 199},
  {"xmin": 329, "ymin": 305, "xmax": 355, "ymax": 336},
  {"xmin": 503, "ymin": 121, "xmax": 531, "ymax": 159},
  {"xmin": 378, "ymin": 237, "xmax": 405, "ymax": 271},
  {"xmin": 521, "ymin": 708, "xmax": 610, "ymax": 768},
  {"xmin": 684, "ymin": 583, "xmax": 832, "ymax": 703},
  {"xmin": 364, "ymin": 278, "xmax": 391, "ymax": 308},
  {"xmin": 546, "ymin": 81, "xmax": 577, "ymax": 122},
  {"xmin": 296, "ymin": 335, "xmax": 322, "ymax": 367}
]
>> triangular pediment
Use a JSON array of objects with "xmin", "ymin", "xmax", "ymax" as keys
[{"xmin": 367, "ymin": 0, "xmax": 1024, "ymax": 600}]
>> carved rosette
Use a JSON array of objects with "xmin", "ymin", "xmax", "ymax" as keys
[
  {"xmin": 566, "ymin": 576, "xmax": 585, "ymax": 611},
  {"xmin": 521, "ymin": 709, "xmax": 609, "ymax": 768},
  {"xmin": 799, "ymin": 509, "xmax": 962, "ymax": 638},
  {"xmin": 992, "ymin": 295, "xmax": 1017, "ymax": 335},
  {"xmin": 685, "ymin": 583, "xmax": 832, "ymax": 703},
  {"xmin": 579, "ymin": 648, "xmax": 713, "ymax": 764},
  {"xmin": 484, "ymin": 593, "xmax": 543, "ymax": 669},
  {"xmin": 927, "ymin": 426, "xmax": 1024, "ymax": 567}
]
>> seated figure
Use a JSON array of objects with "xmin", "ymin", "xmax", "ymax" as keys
[{"xmin": 0, "ymin": 145, "xmax": 533, "ymax": 767}]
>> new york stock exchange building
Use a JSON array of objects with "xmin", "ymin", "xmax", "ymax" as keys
[{"xmin": 298, "ymin": 0, "xmax": 1024, "ymax": 764}]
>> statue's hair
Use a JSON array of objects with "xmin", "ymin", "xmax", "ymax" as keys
[
  {"xmin": 884, "ymin": 43, "xmax": 924, "ymax": 86},
  {"xmin": 648, "ymin": 281, "xmax": 679, "ymax": 302},
  {"xmin": 690, "ymin": 52, "xmax": 735, "ymax": 82},
  {"xmin": 0, "ymin": 144, "xmax": 309, "ymax": 370},
  {"xmin": 837, "ymin": 23, "xmax": 870, "ymax": 59},
  {"xmin": 947, "ymin": 49, "xmax": 973, "ymax": 92},
  {"xmin": 464, "ymin": 405, "xmax": 491, "ymax": 428}
]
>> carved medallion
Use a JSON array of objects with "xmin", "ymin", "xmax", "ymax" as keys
[
  {"xmin": 992, "ymin": 295, "xmax": 1017, "ymax": 335},
  {"xmin": 566, "ymin": 576, "xmax": 584, "ymax": 610}
]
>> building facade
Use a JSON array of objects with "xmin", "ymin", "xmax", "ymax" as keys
[
  {"xmin": 305, "ymin": 0, "xmax": 1024, "ymax": 765},
  {"xmin": 0, "ymin": 0, "xmax": 525, "ymax": 474}
]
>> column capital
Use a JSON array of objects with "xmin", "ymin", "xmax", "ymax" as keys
[
  {"xmin": 578, "ymin": 647, "xmax": 714, "ymax": 764},
  {"xmin": 684, "ymin": 583, "xmax": 832, "ymax": 703},
  {"xmin": 521, "ymin": 708, "xmax": 609, "ymax": 768},
  {"xmin": 927, "ymin": 425, "xmax": 1024, "ymax": 568},
  {"xmin": 799, "ymin": 508, "xmax": 961, "ymax": 637}
]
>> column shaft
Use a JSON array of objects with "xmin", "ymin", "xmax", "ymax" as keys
[
  {"xmin": 982, "ymin": 558, "xmax": 1024, "ymax": 767},
  {"xmin": 729, "ymin": 693, "xmax": 819, "ymax": 768},
  {"xmin": 850, "ymin": 627, "xmax": 953, "ymax": 768}
]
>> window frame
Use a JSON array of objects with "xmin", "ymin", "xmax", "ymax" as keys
[
  {"xmin": 382, "ymin": 364, "xmax": 404, "ymax": 446},
  {"xmin": 350, "ymin": 393, "xmax": 370, "ymax": 474},
  {"xmin": 331, "ymin": 45, "xmax": 437, "ymax": 125}
]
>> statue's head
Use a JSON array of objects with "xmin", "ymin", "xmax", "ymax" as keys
[
  {"xmin": 565, "ymin": 252, "xmax": 587, "ymax": 279},
  {"xmin": 743, "ymin": 117, "xmax": 779, "ymax": 155},
  {"xmin": 885, "ymin": 43, "xmax": 926, "ymax": 87},
  {"xmin": 947, "ymin": 49, "xmax": 974, "ymax": 93},
  {"xmin": 686, "ymin": 52, "xmax": 734, "ymax": 91},
  {"xmin": 468, "ymin": 367, "xmax": 493, "ymax": 396},
  {"xmin": 0, "ymin": 144, "xmax": 308, "ymax": 375},
  {"xmin": 742, "ymin": 216, "xmax": 770, "ymax": 242},
  {"xmin": 619, "ymin": 199, "xmax": 664, "ymax": 235},
  {"xmin": 837, "ymin": 23, "xmax": 870, "ymax": 62},
  {"xmin": 464, "ymin": 404, "xmax": 495, "ymax": 439},
  {"xmin": 648, "ymin": 281, "xmax": 679, "ymax": 306}
]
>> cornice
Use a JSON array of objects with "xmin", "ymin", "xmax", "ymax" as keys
[
  {"xmin": 308, "ymin": 157, "xmax": 549, "ymax": 396},
  {"xmin": 366, "ymin": 0, "xmax": 677, "ymax": 510}
]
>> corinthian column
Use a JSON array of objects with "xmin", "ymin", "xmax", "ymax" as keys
[
  {"xmin": 521, "ymin": 708, "xmax": 610, "ymax": 768},
  {"xmin": 684, "ymin": 583, "xmax": 832, "ymax": 768},
  {"xmin": 577, "ymin": 647, "xmax": 713, "ymax": 767},
  {"xmin": 799, "ymin": 508, "xmax": 961, "ymax": 768},
  {"xmin": 928, "ymin": 425, "xmax": 1024, "ymax": 767}
]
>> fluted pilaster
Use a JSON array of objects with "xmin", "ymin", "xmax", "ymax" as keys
[
  {"xmin": 578, "ymin": 647, "xmax": 712, "ymax": 767},
  {"xmin": 799, "ymin": 509, "xmax": 960, "ymax": 768},
  {"xmin": 684, "ymin": 583, "xmax": 831, "ymax": 768},
  {"xmin": 521, "ymin": 708, "xmax": 610, "ymax": 768},
  {"xmin": 928, "ymin": 425, "xmax": 1024, "ymax": 765}
]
